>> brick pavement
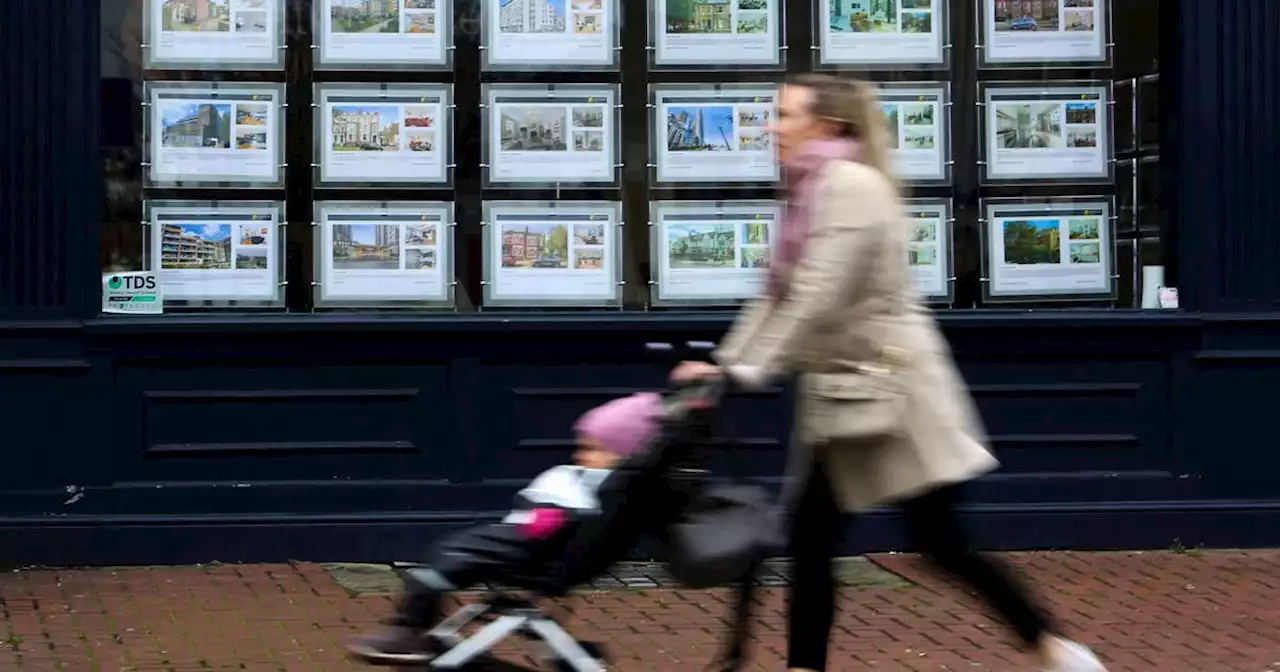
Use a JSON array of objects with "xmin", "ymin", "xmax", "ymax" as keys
[{"xmin": 2, "ymin": 550, "xmax": 1280, "ymax": 671}]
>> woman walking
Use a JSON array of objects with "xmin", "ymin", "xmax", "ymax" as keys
[{"xmin": 670, "ymin": 74, "xmax": 1107, "ymax": 672}]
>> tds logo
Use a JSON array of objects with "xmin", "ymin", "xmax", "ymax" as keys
[{"xmin": 108, "ymin": 275, "xmax": 156, "ymax": 290}]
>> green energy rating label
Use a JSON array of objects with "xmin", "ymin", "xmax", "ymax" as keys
[{"xmin": 102, "ymin": 272, "xmax": 163, "ymax": 315}]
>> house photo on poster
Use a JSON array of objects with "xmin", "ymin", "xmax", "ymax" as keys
[
  {"xmin": 653, "ymin": 85, "xmax": 779, "ymax": 184},
  {"xmin": 983, "ymin": 0, "xmax": 1106, "ymax": 64},
  {"xmin": 983, "ymin": 85, "xmax": 1109, "ymax": 181},
  {"xmin": 315, "ymin": 0, "xmax": 449, "ymax": 68},
  {"xmin": 984, "ymin": 200, "xmax": 1112, "ymax": 299},
  {"xmin": 651, "ymin": 201, "xmax": 781, "ymax": 304},
  {"xmin": 819, "ymin": 0, "xmax": 945, "ymax": 66},
  {"xmin": 903, "ymin": 201, "xmax": 951, "ymax": 299},
  {"xmin": 653, "ymin": 0, "xmax": 780, "ymax": 66},
  {"xmin": 315, "ymin": 85, "xmax": 450, "ymax": 185},
  {"xmin": 145, "ymin": 0, "xmax": 282, "ymax": 69},
  {"xmin": 484, "ymin": 202, "xmax": 620, "ymax": 305},
  {"xmin": 486, "ymin": 0, "xmax": 616, "ymax": 67},
  {"xmin": 315, "ymin": 202, "xmax": 452, "ymax": 304},
  {"xmin": 879, "ymin": 86, "xmax": 947, "ymax": 182},
  {"xmin": 485, "ymin": 86, "xmax": 617, "ymax": 185},
  {"xmin": 147, "ymin": 83, "xmax": 284, "ymax": 186},
  {"xmin": 145, "ymin": 201, "xmax": 282, "ymax": 302}
]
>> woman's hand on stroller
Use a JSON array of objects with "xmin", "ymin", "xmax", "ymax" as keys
[
  {"xmin": 670, "ymin": 360, "xmax": 721, "ymax": 383},
  {"xmin": 520, "ymin": 507, "xmax": 569, "ymax": 539}
]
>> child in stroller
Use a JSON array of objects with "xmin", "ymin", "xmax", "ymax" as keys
[{"xmin": 347, "ymin": 391, "xmax": 665, "ymax": 666}]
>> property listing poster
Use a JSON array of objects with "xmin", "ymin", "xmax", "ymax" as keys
[
  {"xmin": 147, "ymin": 203, "xmax": 280, "ymax": 302},
  {"xmin": 985, "ymin": 201, "xmax": 1111, "ymax": 298},
  {"xmin": 317, "ymin": 0, "xmax": 448, "ymax": 68},
  {"xmin": 317, "ymin": 85, "xmax": 449, "ymax": 185},
  {"xmin": 984, "ymin": 86, "xmax": 1109, "ymax": 181},
  {"xmin": 487, "ymin": 0, "xmax": 615, "ymax": 67},
  {"xmin": 148, "ymin": 83, "xmax": 282, "ymax": 185},
  {"xmin": 653, "ymin": 202, "xmax": 780, "ymax": 304},
  {"xmin": 820, "ymin": 0, "xmax": 944, "ymax": 66},
  {"xmin": 654, "ymin": 0, "xmax": 780, "ymax": 66},
  {"xmin": 879, "ymin": 87, "xmax": 947, "ymax": 182},
  {"xmin": 903, "ymin": 203, "xmax": 950, "ymax": 299},
  {"xmin": 984, "ymin": 0, "xmax": 1105, "ymax": 64},
  {"xmin": 487, "ymin": 204, "xmax": 619, "ymax": 304},
  {"xmin": 487, "ymin": 86, "xmax": 616, "ymax": 184},
  {"xmin": 147, "ymin": 0, "xmax": 281, "ymax": 68},
  {"xmin": 654, "ymin": 86, "xmax": 779, "ymax": 184},
  {"xmin": 317, "ymin": 203, "xmax": 451, "ymax": 303}
]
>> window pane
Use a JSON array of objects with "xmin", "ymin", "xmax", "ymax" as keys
[
  {"xmin": 96, "ymin": 0, "xmax": 1169, "ymax": 312},
  {"xmin": 101, "ymin": 0, "xmax": 145, "ymax": 275}
]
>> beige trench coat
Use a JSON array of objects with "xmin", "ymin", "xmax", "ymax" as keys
[{"xmin": 714, "ymin": 160, "xmax": 998, "ymax": 512}]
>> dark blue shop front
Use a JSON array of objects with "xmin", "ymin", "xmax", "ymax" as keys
[{"xmin": 2, "ymin": 0, "xmax": 1279, "ymax": 567}]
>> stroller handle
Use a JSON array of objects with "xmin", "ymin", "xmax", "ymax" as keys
[
  {"xmin": 645, "ymin": 340, "xmax": 715, "ymax": 355},
  {"xmin": 647, "ymin": 341, "xmax": 730, "ymax": 406}
]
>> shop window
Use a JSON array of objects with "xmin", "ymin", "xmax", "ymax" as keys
[{"xmin": 99, "ymin": 0, "xmax": 1168, "ymax": 312}]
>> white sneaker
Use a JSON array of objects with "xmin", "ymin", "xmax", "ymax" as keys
[{"xmin": 1042, "ymin": 639, "xmax": 1107, "ymax": 672}]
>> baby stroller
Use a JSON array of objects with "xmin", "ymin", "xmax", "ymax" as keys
[{"xmin": 410, "ymin": 341, "xmax": 781, "ymax": 671}]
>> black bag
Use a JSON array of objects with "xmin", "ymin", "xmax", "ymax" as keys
[
  {"xmin": 665, "ymin": 480, "xmax": 782, "ymax": 672},
  {"xmin": 663, "ymin": 408, "xmax": 784, "ymax": 672},
  {"xmin": 665, "ymin": 482, "xmax": 780, "ymax": 589}
]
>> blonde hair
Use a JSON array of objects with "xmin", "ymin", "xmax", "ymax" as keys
[{"xmin": 787, "ymin": 74, "xmax": 896, "ymax": 191}]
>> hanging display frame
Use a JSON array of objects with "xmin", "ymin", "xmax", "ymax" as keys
[
  {"xmin": 978, "ymin": 80, "xmax": 1115, "ymax": 185},
  {"xmin": 648, "ymin": 0, "xmax": 785, "ymax": 70},
  {"xmin": 814, "ymin": 0, "xmax": 950, "ymax": 70},
  {"xmin": 648, "ymin": 82, "xmax": 781, "ymax": 188},
  {"xmin": 481, "ymin": 200, "xmax": 625, "ymax": 308},
  {"xmin": 311, "ymin": 0, "xmax": 454, "ymax": 71},
  {"xmin": 480, "ymin": 0, "xmax": 622, "ymax": 71},
  {"xmin": 979, "ymin": 195, "xmax": 1118, "ymax": 303},
  {"xmin": 142, "ymin": 199, "xmax": 287, "ymax": 309},
  {"xmin": 312, "ymin": 82, "xmax": 455, "ymax": 188},
  {"xmin": 977, "ymin": 0, "xmax": 1112, "ymax": 69},
  {"xmin": 878, "ymin": 81, "xmax": 953, "ymax": 185},
  {"xmin": 143, "ymin": 80, "xmax": 287, "ymax": 188},
  {"xmin": 648, "ymin": 199, "xmax": 784, "ymax": 307},
  {"xmin": 311, "ymin": 201, "xmax": 457, "ymax": 309},
  {"xmin": 142, "ymin": 0, "xmax": 287, "ymax": 71},
  {"xmin": 481, "ymin": 83, "xmax": 623, "ymax": 188},
  {"xmin": 902, "ymin": 197, "xmax": 956, "ymax": 304}
]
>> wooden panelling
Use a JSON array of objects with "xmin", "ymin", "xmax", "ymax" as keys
[
  {"xmin": 1185, "ymin": 356, "xmax": 1280, "ymax": 500},
  {"xmin": 142, "ymin": 389, "xmax": 421, "ymax": 457},
  {"xmin": 0, "ymin": 323, "xmax": 1277, "ymax": 565},
  {"xmin": 112, "ymin": 363, "xmax": 451, "ymax": 484},
  {"xmin": 962, "ymin": 362, "xmax": 1169, "ymax": 473},
  {"xmin": 0, "ymin": 365, "xmax": 97, "ymax": 489}
]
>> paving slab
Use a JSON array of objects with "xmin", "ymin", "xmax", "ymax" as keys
[
  {"xmin": 324, "ymin": 557, "xmax": 910, "ymax": 596},
  {"xmin": 2, "ymin": 550, "xmax": 1279, "ymax": 670}
]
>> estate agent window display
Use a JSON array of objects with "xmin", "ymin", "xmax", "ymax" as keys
[{"xmin": 98, "ymin": 0, "xmax": 1164, "ymax": 313}]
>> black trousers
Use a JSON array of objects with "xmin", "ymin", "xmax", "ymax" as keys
[
  {"xmin": 786, "ymin": 462, "xmax": 1052, "ymax": 671},
  {"xmin": 396, "ymin": 522, "xmax": 542, "ymax": 628}
]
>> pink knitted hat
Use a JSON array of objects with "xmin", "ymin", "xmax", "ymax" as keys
[{"xmin": 573, "ymin": 392, "xmax": 663, "ymax": 458}]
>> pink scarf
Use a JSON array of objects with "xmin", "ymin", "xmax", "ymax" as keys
[{"xmin": 768, "ymin": 138, "xmax": 861, "ymax": 299}]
